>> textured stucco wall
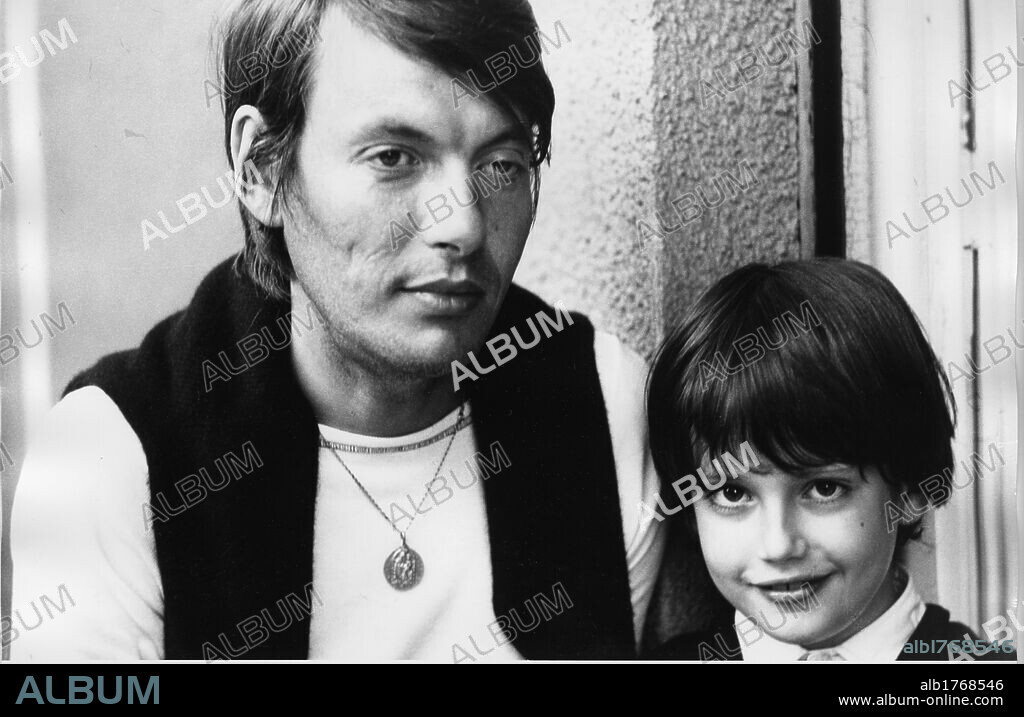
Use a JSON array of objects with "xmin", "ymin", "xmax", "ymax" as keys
[
  {"xmin": 521, "ymin": 0, "xmax": 802, "ymax": 361},
  {"xmin": 521, "ymin": 0, "xmax": 663, "ymax": 358},
  {"xmin": 652, "ymin": 0, "xmax": 802, "ymax": 325}
]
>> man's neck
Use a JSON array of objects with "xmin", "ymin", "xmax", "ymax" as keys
[{"xmin": 289, "ymin": 303, "xmax": 460, "ymax": 438}]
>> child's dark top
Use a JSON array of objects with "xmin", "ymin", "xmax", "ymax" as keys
[{"xmin": 647, "ymin": 605, "xmax": 1017, "ymax": 662}]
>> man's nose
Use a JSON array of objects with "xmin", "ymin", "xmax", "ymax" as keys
[
  {"xmin": 413, "ymin": 170, "xmax": 486, "ymax": 256},
  {"xmin": 756, "ymin": 503, "xmax": 808, "ymax": 562}
]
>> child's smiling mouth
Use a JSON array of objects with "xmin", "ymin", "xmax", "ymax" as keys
[{"xmin": 751, "ymin": 574, "xmax": 833, "ymax": 604}]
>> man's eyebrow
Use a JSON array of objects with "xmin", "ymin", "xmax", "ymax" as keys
[
  {"xmin": 348, "ymin": 120, "xmax": 530, "ymax": 152},
  {"xmin": 479, "ymin": 125, "xmax": 532, "ymax": 150},
  {"xmin": 348, "ymin": 121, "xmax": 437, "ymax": 146}
]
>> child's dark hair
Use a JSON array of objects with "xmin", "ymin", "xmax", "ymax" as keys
[{"xmin": 647, "ymin": 258, "xmax": 956, "ymax": 547}]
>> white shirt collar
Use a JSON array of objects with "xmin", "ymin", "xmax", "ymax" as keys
[{"xmin": 739, "ymin": 573, "xmax": 926, "ymax": 662}]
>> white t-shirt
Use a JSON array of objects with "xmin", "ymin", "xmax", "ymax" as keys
[{"xmin": 9, "ymin": 332, "xmax": 664, "ymax": 662}]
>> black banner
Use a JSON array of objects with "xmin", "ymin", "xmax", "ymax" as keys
[{"xmin": 1, "ymin": 662, "xmax": 1019, "ymax": 709}]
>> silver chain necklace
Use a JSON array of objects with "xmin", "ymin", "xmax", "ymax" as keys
[{"xmin": 320, "ymin": 403, "xmax": 465, "ymax": 591}]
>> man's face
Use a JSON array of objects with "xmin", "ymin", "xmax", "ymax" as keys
[
  {"xmin": 281, "ymin": 7, "xmax": 535, "ymax": 379},
  {"xmin": 693, "ymin": 453, "xmax": 902, "ymax": 650}
]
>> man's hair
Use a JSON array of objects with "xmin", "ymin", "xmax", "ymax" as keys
[
  {"xmin": 647, "ymin": 258, "xmax": 956, "ymax": 548},
  {"xmin": 214, "ymin": 0, "xmax": 556, "ymax": 299}
]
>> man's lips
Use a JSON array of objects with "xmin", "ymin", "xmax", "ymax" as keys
[
  {"xmin": 400, "ymin": 278, "xmax": 486, "ymax": 315},
  {"xmin": 403, "ymin": 278, "xmax": 486, "ymax": 296}
]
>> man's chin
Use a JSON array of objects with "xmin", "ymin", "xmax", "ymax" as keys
[
  {"xmin": 392, "ymin": 355, "xmax": 459, "ymax": 381},
  {"xmin": 360, "ymin": 321, "xmax": 492, "ymax": 382},
  {"xmin": 386, "ymin": 342, "xmax": 479, "ymax": 381}
]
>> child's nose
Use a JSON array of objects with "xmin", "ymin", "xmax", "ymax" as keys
[{"xmin": 757, "ymin": 505, "xmax": 808, "ymax": 561}]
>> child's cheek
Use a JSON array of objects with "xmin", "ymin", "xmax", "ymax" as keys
[
  {"xmin": 840, "ymin": 493, "xmax": 898, "ymax": 558},
  {"xmin": 694, "ymin": 506, "xmax": 746, "ymax": 579}
]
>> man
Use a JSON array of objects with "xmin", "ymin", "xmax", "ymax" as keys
[{"xmin": 10, "ymin": 0, "xmax": 663, "ymax": 661}]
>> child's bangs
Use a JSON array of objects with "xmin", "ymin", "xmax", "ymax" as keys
[{"xmin": 681, "ymin": 298, "xmax": 878, "ymax": 476}]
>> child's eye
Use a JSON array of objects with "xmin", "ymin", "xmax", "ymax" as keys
[
  {"xmin": 805, "ymin": 480, "xmax": 848, "ymax": 503},
  {"xmin": 708, "ymin": 484, "xmax": 751, "ymax": 509}
]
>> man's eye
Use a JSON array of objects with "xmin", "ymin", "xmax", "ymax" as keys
[
  {"xmin": 480, "ymin": 155, "xmax": 526, "ymax": 182},
  {"xmin": 370, "ymin": 149, "xmax": 417, "ymax": 170},
  {"xmin": 807, "ymin": 480, "xmax": 847, "ymax": 502},
  {"xmin": 490, "ymin": 160, "xmax": 520, "ymax": 176}
]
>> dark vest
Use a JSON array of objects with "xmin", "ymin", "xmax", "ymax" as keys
[{"xmin": 65, "ymin": 256, "xmax": 635, "ymax": 660}]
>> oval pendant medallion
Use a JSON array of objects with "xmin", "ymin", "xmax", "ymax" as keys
[{"xmin": 384, "ymin": 545, "xmax": 424, "ymax": 591}]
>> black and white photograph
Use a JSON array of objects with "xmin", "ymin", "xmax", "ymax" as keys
[{"xmin": 0, "ymin": 0, "xmax": 1021, "ymax": 703}]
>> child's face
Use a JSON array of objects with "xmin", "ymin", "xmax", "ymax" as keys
[{"xmin": 693, "ymin": 451, "xmax": 901, "ymax": 650}]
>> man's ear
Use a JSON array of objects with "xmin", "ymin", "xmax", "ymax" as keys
[{"xmin": 230, "ymin": 105, "xmax": 283, "ymax": 228}]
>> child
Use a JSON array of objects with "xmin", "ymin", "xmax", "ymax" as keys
[{"xmin": 644, "ymin": 259, "xmax": 1015, "ymax": 662}]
